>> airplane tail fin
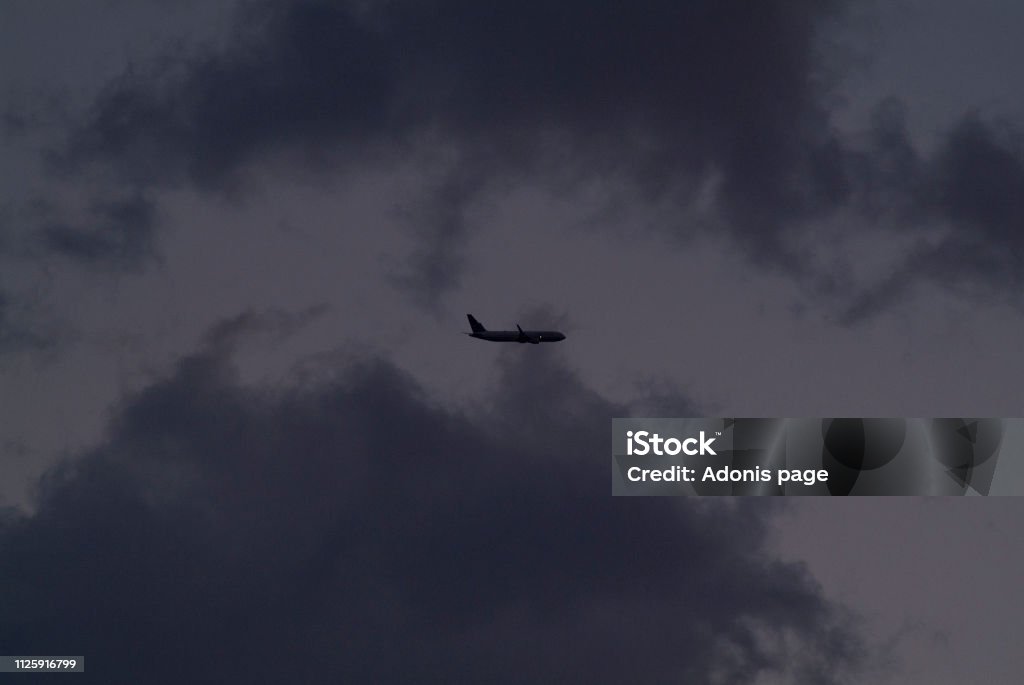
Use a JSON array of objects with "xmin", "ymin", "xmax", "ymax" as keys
[{"xmin": 467, "ymin": 314, "xmax": 486, "ymax": 333}]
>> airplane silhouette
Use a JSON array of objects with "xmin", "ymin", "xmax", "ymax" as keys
[{"xmin": 465, "ymin": 314, "xmax": 566, "ymax": 344}]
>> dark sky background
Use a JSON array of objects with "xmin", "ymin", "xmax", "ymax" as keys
[{"xmin": 2, "ymin": 1, "xmax": 1023, "ymax": 682}]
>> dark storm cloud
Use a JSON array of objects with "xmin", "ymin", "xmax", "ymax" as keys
[
  {"xmin": 0, "ymin": 327, "xmax": 868, "ymax": 683},
  {"xmin": 201, "ymin": 303, "xmax": 330, "ymax": 349},
  {"xmin": 39, "ymin": 193, "xmax": 157, "ymax": 268},
  {"xmin": 925, "ymin": 116, "xmax": 1024, "ymax": 286},
  {"xmin": 389, "ymin": 164, "xmax": 490, "ymax": 307},
  {"xmin": 52, "ymin": 0, "xmax": 854, "ymax": 301},
  {"xmin": 49, "ymin": 0, "xmax": 1024, "ymax": 317},
  {"xmin": 0, "ymin": 291, "xmax": 49, "ymax": 352},
  {"xmin": 840, "ymin": 104, "xmax": 1024, "ymax": 322}
]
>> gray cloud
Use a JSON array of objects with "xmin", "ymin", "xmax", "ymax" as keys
[
  {"xmin": 0, "ymin": 290, "xmax": 57, "ymax": 354},
  {"xmin": 36, "ymin": 1, "xmax": 1024, "ymax": 317},
  {"xmin": 51, "ymin": 0, "xmax": 855, "ymax": 302},
  {"xmin": 841, "ymin": 104, "xmax": 1024, "ymax": 322},
  {"xmin": 0, "ymin": 325, "xmax": 868, "ymax": 683},
  {"xmin": 39, "ymin": 193, "xmax": 157, "ymax": 269},
  {"xmin": 923, "ymin": 115, "xmax": 1024, "ymax": 292},
  {"xmin": 201, "ymin": 304, "xmax": 330, "ymax": 349}
]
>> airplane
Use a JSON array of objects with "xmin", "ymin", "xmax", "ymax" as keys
[{"xmin": 466, "ymin": 314, "xmax": 566, "ymax": 344}]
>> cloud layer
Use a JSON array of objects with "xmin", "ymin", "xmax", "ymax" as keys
[
  {"xmin": 0, "ymin": 326, "xmax": 866, "ymax": 683},
  {"xmin": 840, "ymin": 102, "xmax": 1024, "ymax": 322},
  {"xmin": 42, "ymin": 0, "xmax": 1024, "ymax": 318},
  {"xmin": 51, "ymin": 0, "xmax": 854, "ymax": 301}
]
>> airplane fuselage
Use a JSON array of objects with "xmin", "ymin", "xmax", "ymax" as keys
[
  {"xmin": 465, "ymin": 314, "xmax": 565, "ymax": 344},
  {"xmin": 469, "ymin": 330, "xmax": 565, "ymax": 343}
]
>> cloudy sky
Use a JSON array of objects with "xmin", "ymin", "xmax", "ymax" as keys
[{"xmin": 2, "ymin": 0, "xmax": 1023, "ymax": 682}]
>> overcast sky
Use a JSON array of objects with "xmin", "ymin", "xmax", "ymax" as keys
[{"xmin": 2, "ymin": 1, "xmax": 1024, "ymax": 682}]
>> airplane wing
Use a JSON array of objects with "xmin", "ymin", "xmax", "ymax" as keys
[{"xmin": 516, "ymin": 325, "xmax": 539, "ymax": 344}]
